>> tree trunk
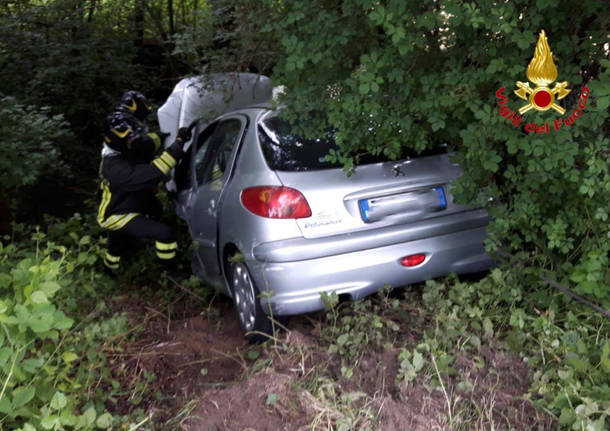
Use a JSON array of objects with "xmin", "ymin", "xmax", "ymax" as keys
[
  {"xmin": 88, "ymin": 0, "xmax": 96, "ymax": 22},
  {"xmin": 168, "ymin": 0, "xmax": 175, "ymax": 35},
  {"xmin": 0, "ymin": 185, "xmax": 13, "ymax": 236},
  {"xmin": 193, "ymin": 0, "xmax": 198, "ymax": 28},
  {"xmin": 181, "ymin": 0, "xmax": 186, "ymax": 28},
  {"xmin": 135, "ymin": 0, "xmax": 144, "ymax": 46}
]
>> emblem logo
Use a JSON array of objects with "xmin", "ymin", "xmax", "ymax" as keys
[{"xmin": 514, "ymin": 30, "xmax": 571, "ymax": 115}]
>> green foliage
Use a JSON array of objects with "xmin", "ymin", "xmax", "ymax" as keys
[
  {"xmin": 0, "ymin": 217, "xmax": 150, "ymax": 430},
  {"xmin": 0, "ymin": 97, "xmax": 71, "ymax": 192},
  {"xmin": 170, "ymin": 0, "xmax": 280, "ymax": 74},
  {"xmin": 395, "ymin": 347, "xmax": 426, "ymax": 389},
  {"xmin": 0, "ymin": 0, "xmax": 147, "ymax": 219},
  {"xmin": 0, "ymin": 1, "xmax": 143, "ymax": 126},
  {"xmin": 321, "ymin": 289, "xmax": 401, "ymax": 375},
  {"xmin": 421, "ymin": 271, "xmax": 610, "ymax": 430},
  {"xmin": 266, "ymin": 0, "xmax": 610, "ymax": 302}
]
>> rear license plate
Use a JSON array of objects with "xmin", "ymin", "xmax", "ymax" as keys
[{"xmin": 359, "ymin": 186, "xmax": 447, "ymax": 223}]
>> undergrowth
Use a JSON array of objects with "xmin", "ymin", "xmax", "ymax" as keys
[
  {"xmin": 0, "ymin": 215, "xmax": 171, "ymax": 430},
  {"xmin": 420, "ymin": 269, "xmax": 609, "ymax": 430},
  {"xmin": 257, "ymin": 267, "xmax": 607, "ymax": 430},
  {"xmin": 2, "ymin": 213, "xmax": 608, "ymax": 431}
]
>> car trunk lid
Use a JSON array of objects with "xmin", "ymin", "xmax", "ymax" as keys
[{"xmin": 274, "ymin": 154, "xmax": 470, "ymax": 239}]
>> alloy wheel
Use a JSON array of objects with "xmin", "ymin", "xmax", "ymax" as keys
[{"xmin": 232, "ymin": 262, "xmax": 257, "ymax": 332}]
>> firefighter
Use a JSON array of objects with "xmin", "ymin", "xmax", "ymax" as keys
[{"xmin": 97, "ymin": 90, "xmax": 191, "ymax": 271}]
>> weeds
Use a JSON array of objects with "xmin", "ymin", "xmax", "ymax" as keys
[
  {"xmin": 4, "ymin": 215, "xmax": 603, "ymax": 430},
  {"xmin": 419, "ymin": 269, "xmax": 609, "ymax": 430}
]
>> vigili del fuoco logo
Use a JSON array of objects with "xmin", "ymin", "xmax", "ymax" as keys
[{"xmin": 495, "ymin": 30, "xmax": 590, "ymax": 134}]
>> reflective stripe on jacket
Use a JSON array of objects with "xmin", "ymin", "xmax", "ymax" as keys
[{"xmin": 97, "ymin": 150, "xmax": 177, "ymax": 230}]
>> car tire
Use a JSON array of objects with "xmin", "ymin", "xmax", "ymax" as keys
[{"xmin": 227, "ymin": 257, "xmax": 283, "ymax": 343}]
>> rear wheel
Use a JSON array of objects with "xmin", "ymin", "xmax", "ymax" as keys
[{"xmin": 228, "ymin": 258, "xmax": 278, "ymax": 343}]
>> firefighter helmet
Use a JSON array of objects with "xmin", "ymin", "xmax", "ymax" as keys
[
  {"xmin": 104, "ymin": 112, "xmax": 136, "ymax": 154},
  {"xmin": 119, "ymin": 90, "xmax": 152, "ymax": 120},
  {"xmin": 104, "ymin": 112, "xmax": 157, "ymax": 164}
]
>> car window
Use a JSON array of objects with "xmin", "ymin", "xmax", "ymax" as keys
[
  {"xmin": 173, "ymin": 122, "xmax": 216, "ymax": 190},
  {"xmin": 258, "ymin": 116, "xmax": 342, "ymax": 172},
  {"xmin": 195, "ymin": 118, "xmax": 242, "ymax": 186},
  {"xmin": 258, "ymin": 115, "xmax": 448, "ymax": 172},
  {"xmin": 193, "ymin": 123, "xmax": 218, "ymax": 185}
]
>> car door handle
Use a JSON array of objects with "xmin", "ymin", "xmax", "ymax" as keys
[{"xmin": 195, "ymin": 237, "xmax": 215, "ymax": 248}]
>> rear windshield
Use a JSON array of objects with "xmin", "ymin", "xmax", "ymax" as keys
[
  {"xmin": 258, "ymin": 116, "xmax": 343, "ymax": 171},
  {"xmin": 258, "ymin": 115, "xmax": 447, "ymax": 172}
]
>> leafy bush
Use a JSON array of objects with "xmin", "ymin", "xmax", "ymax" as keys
[
  {"xmin": 0, "ymin": 96, "xmax": 70, "ymax": 193},
  {"xmin": 0, "ymin": 218, "xmax": 143, "ymax": 430},
  {"xmin": 265, "ymin": 0, "xmax": 610, "ymax": 303},
  {"xmin": 421, "ymin": 270, "xmax": 610, "ymax": 430}
]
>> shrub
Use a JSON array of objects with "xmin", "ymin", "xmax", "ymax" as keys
[{"xmin": 0, "ymin": 220, "xmax": 133, "ymax": 430}]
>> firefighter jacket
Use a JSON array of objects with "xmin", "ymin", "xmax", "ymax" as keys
[{"xmin": 97, "ymin": 142, "xmax": 181, "ymax": 231}]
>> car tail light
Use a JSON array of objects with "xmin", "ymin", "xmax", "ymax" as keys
[
  {"xmin": 400, "ymin": 254, "xmax": 426, "ymax": 267},
  {"xmin": 241, "ymin": 186, "xmax": 312, "ymax": 219}
]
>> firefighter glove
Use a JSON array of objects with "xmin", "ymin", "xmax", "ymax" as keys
[{"xmin": 177, "ymin": 127, "xmax": 192, "ymax": 143}]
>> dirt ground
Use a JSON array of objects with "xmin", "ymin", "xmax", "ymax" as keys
[{"xmin": 115, "ymin": 291, "xmax": 556, "ymax": 431}]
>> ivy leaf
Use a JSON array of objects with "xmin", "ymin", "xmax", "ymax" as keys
[
  {"xmin": 50, "ymin": 391, "xmax": 67, "ymax": 410},
  {"xmin": 82, "ymin": 407, "xmax": 96, "ymax": 426},
  {"xmin": 30, "ymin": 290, "xmax": 48, "ymax": 304},
  {"xmin": 12, "ymin": 386, "xmax": 35, "ymax": 409},
  {"xmin": 40, "ymin": 281, "xmax": 61, "ymax": 297},
  {"xmin": 29, "ymin": 317, "xmax": 52, "ymax": 333},
  {"xmin": 61, "ymin": 351, "xmax": 79, "ymax": 364},
  {"xmin": 337, "ymin": 333, "xmax": 350, "ymax": 346},
  {"xmin": 41, "ymin": 415, "xmax": 59, "ymax": 430},
  {"xmin": 53, "ymin": 312, "xmax": 74, "ymax": 330},
  {"xmin": 96, "ymin": 412, "xmax": 113, "ymax": 429},
  {"xmin": 0, "ymin": 395, "xmax": 11, "ymax": 415},
  {"xmin": 412, "ymin": 351, "xmax": 425, "ymax": 371}
]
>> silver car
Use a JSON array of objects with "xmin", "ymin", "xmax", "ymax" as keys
[{"xmin": 160, "ymin": 75, "xmax": 493, "ymax": 340}]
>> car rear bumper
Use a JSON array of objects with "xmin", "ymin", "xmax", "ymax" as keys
[{"xmin": 248, "ymin": 211, "xmax": 493, "ymax": 316}]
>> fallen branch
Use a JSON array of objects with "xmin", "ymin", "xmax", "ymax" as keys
[
  {"xmin": 167, "ymin": 276, "xmax": 208, "ymax": 302},
  {"xmin": 495, "ymin": 248, "xmax": 610, "ymax": 319},
  {"xmin": 539, "ymin": 276, "xmax": 610, "ymax": 319}
]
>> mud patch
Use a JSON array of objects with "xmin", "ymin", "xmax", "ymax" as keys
[
  {"xmin": 186, "ymin": 370, "xmax": 306, "ymax": 431},
  {"xmin": 113, "ymin": 290, "xmax": 555, "ymax": 430},
  {"xmin": 377, "ymin": 343, "xmax": 556, "ymax": 430}
]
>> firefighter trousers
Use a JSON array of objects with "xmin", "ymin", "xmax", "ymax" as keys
[{"xmin": 103, "ymin": 215, "xmax": 177, "ymax": 270}]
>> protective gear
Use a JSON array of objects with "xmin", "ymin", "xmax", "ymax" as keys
[
  {"xmin": 103, "ymin": 111, "xmax": 162, "ymax": 164},
  {"xmin": 119, "ymin": 90, "xmax": 152, "ymax": 120},
  {"xmin": 97, "ymin": 132, "xmax": 186, "ymax": 271},
  {"xmin": 98, "ymin": 90, "xmax": 185, "ymax": 271},
  {"xmin": 103, "ymin": 112, "xmax": 136, "ymax": 154},
  {"xmin": 97, "ymin": 143, "xmax": 183, "ymax": 231},
  {"xmin": 104, "ymin": 216, "xmax": 178, "ymax": 270},
  {"xmin": 177, "ymin": 126, "xmax": 193, "ymax": 142}
]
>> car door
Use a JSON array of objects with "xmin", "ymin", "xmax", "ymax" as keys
[{"xmin": 188, "ymin": 116, "xmax": 247, "ymax": 282}]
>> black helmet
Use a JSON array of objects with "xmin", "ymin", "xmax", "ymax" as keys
[
  {"xmin": 119, "ymin": 90, "xmax": 152, "ymax": 120},
  {"xmin": 104, "ymin": 112, "xmax": 155, "ymax": 163},
  {"xmin": 104, "ymin": 112, "xmax": 136, "ymax": 153}
]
